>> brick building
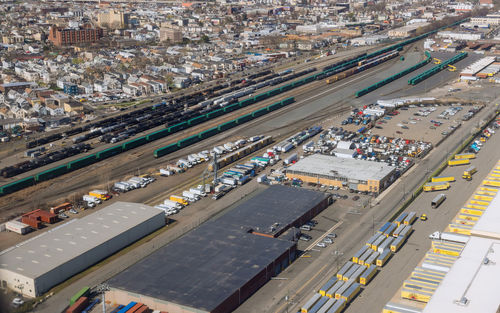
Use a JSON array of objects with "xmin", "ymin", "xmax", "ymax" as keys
[{"xmin": 48, "ymin": 24, "xmax": 103, "ymax": 46}]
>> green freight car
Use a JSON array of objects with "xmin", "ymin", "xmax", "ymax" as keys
[
  {"xmin": 223, "ymin": 103, "xmax": 239, "ymax": 113},
  {"xmin": 253, "ymin": 93, "xmax": 268, "ymax": 102},
  {"xmin": 154, "ymin": 143, "xmax": 179, "ymax": 158},
  {"xmin": 96, "ymin": 145, "xmax": 122, "ymax": 159},
  {"xmin": 35, "ymin": 164, "xmax": 68, "ymax": 182},
  {"xmin": 0, "ymin": 176, "xmax": 35, "ymax": 195},
  {"xmin": 239, "ymin": 98, "xmax": 255, "ymax": 107},
  {"xmin": 70, "ymin": 287, "xmax": 90, "ymax": 306},
  {"xmin": 122, "ymin": 136, "xmax": 147, "ymax": 151},
  {"xmin": 281, "ymin": 97, "xmax": 294, "ymax": 106},
  {"xmin": 218, "ymin": 120, "xmax": 238, "ymax": 131},
  {"xmin": 267, "ymin": 102, "xmax": 281, "ymax": 111},
  {"xmin": 168, "ymin": 121, "xmax": 188, "ymax": 133},
  {"xmin": 198, "ymin": 127, "xmax": 219, "ymax": 139},
  {"xmin": 187, "ymin": 115, "xmax": 207, "ymax": 126},
  {"xmin": 177, "ymin": 134, "xmax": 200, "ymax": 148},
  {"xmin": 206, "ymin": 109, "xmax": 224, "ymax": 119},
  {"xmin": 146, "ymin": 128, "xmax": 170, "ymax": 141},
  {"xmin": 67, "ymin": 154, "xmax": 97, "ymax": 170},
  {"xmin": 236, "ymin": 113, "xmax": 254, "ymax": 124},
  {"xmin": 267, "ymin": 88, "xmax": 281, "ymax": 97},
  {"xmin": 252, "ymin": 107, "xmax": 268, "ymax": 118}
]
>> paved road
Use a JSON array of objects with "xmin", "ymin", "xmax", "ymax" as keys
[{"xmin": 233, "ymin": 103, "xmax": 497, "ymax": 313}]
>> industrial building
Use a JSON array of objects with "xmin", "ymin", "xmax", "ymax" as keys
[
  {"xmin": 285, "ymin": 154, "xmax": 396, "ymax": 193},
  {"xmin": 106, "ymin": 186, "xmax": 330, "ymax": 313},
  {"xmin": 0, "ymin": 202, "xmax": 165, "ymax": 297}
]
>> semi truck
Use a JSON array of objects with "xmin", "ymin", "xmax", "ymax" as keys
[
  {"xmin": 189, "ymin": 187, "xmax": 207, "ymax": 197},
  {"xmin": 163, "ymin": 199, "xmax": 183, "ymax": 209},
  {"xmin": 428, "ymin": 231, "xmax": 469, "ymax": 244},
  {"xmin": 170, "ymin": 195, "xmax": 188, "ymax": 206},
  {"xmin": 182, "ymin": 190, "xmax": 199, "ymax": 202},
  {"xmin": 83, "ymin": 195, "xmax": 101, "ymax": 205},
  {"xmin": 89, "ymin": 190, "xmax": 111, "ymax": 200},
  {"xmin": 431, "ymin": 194, "xmax": 446, "ymax": 208},
  {"xmin": 462, "ymin": 165, "xmax": 477, "ymax": 181}
]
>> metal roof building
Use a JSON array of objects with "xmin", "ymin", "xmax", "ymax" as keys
[
  {"xmin": 0, "ymin": 202, "xmax": 165, "ymax": 297},
  {"xmin": 285, "ymin": 154, "xmax": 396, "ymax": 193},
  {"xmin": 106, "ymin": 186, "xmax": 330, "ymax": 313},
  {"xmin": 422, "ymin": 236, "xmax": 500, "ymax": 313}
]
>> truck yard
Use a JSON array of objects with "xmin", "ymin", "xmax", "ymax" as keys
[{"xmin": 2, "ymin": 24, "xmax": 500, "ymax": 313}]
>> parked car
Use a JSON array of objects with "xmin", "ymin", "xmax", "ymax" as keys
[
  {"xmin": 316, "ymin": 242, "xmax": 327, "ymax": 248},
  {"xmin": 299, "ymin": 235, "xmax": 311, "ymax": 241},
  {"xmin": 323, "ymin": 238, "xmax": 333, "ymax": 244},
  {"xmin": 326, "ymin": 233, "xmax": 337, "ymax": 238}
]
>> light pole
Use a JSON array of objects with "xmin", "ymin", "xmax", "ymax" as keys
[{"xmin": 95, "ymin": 283, "xmax": 110, "ymax": 313}]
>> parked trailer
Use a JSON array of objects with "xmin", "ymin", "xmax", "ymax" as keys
[
  {"xmin": 376, "ymin": 249, "xmax": 391, "ymax": 267},
  {"xmin": 352, "ymin": 245, "xmax": 369, "ymax": 263},
  {"xmin": 326, "ymin": 280, "xmax": 345, "ymax": 298},
  {"xmin": 431, "ymin": 176, "xmax": 455, "ymax": 183},
  {"xmin": 6, "ymin": 220, "xmax": 31, "ymax": 235},
  {"xmin": 302, "ymin": 293, "xmax": 322, "ymax": 313},
  {"xmin": 336, "ymin": 261, "xmax": 355, "ymax": 280},
  {"xmin": 448, "ymin": 159, "xmax": 470, "ymax": 166},
  {"xmin": 462, "ymin": 165, "xmax": 477, "ymax": 180},
  {"xmin": 359, "ymin": 265, "xmax": 377, "ymax": 285},
  {"xmin": 319, "ymin": 276, "xmax": 339, "ymax": 296},
  {"xmin": 364, "ymin": 251, "xmax": 380, "ymax": 268},
  {"xmin": 391, "ymin": 236, "xmax": 406, "ymax": 252},
  {"xmin": 326, "ymin": 298, "xmax": 346, "ymax": 313},
  {"xmin": 431, "ymin": 194, "xmax": 446, "ymax": 208},
  {"xmin": 404, "ymin": 212, "xmax": 417, "ymax": 225},
  {"xmin": 316, "ymin": 298, "xmax": 337, "ymax": 313},
  {"xmin": 455, "ymin": 153, "xmax": 475, "ymax": 159},
  {"xmin": 341, "ymin": 282, "xmax": 361, "ymax": 302},
  {"xmin": 394, "ymin": 212, "xmax": 408, "ymax": 226},
  {"xmin": 70, "ymin": 287, "xmax": 90, "ymax": 306},
  {"xmin": 423, "ymin": 182, "xmax": 450, "ymax": 192}
]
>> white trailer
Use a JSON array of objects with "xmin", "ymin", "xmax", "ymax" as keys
[
  {"xmin": 189, "ymin": 187, "xmax": 207, "ymax": 197},
  {"xmin": 6, "ymin": 221, "xmax": 31, "ymax": 235},
  {"xmin": 163, "ymin": 199, "xmax": 183, "ymax": 209}
]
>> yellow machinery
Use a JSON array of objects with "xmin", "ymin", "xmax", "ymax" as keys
[
  {"xmin": 448, "ymin": 65, "xmax": 456, "ymax": 72},
  {"xmin": 433, "ymin": 58, "xmax": 442, "ymax": 64}
]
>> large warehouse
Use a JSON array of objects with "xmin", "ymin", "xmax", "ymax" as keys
[
  {"xmin": 106, "ymin": 185, "xmax": 330, "ymax": 313},
  {"xmin": 285, "ymin": 154, "xmax": 397, "ymax": 193},
  {"xmin": 0, "ymin": 202, "xmax": 165, "ymax": 297}
]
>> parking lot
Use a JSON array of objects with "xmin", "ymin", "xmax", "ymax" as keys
[{"xmin": 341, "ymin": 103, "xmax": 482, "ymax": 145}]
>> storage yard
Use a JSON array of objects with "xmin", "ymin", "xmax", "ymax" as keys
[
  {"xmin": 1, "ymin": 17, "xmax": 500, "ymax": 313},
  {"xmin": 105, "ymin": 186, "xmax": 329, "ymax": 313}
]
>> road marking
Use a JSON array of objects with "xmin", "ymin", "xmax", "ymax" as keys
[{"xmin": 305, "ymin": 221, "xmax": 344, "ymax": 251}]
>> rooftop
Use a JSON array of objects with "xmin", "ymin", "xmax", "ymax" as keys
[
  {"xmin": 107, "ymin": 186, "xmax": 326, "ymax": 312},
  {"xmin": 286, "ymin": 154, "xmax": 396, "ymax": 182},
  {"xmin": 0, "ymin": 202, "xmax": 163, "ymax": 279},
  {"xmin": 471, "ymin": 187, "xmax": 500, "ymax": 240},
  {"xmin": 423, "ymin": 236, "xmax": 500, "ymax": 313}
]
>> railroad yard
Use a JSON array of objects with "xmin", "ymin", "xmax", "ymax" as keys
[{"xmin": 2, "ymin": 17, "xmax": 500, "ymax": 313}]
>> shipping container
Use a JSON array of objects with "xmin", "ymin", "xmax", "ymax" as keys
[
  {"xmin": 364, "ymin": 251, "xmax": 380, "ymax": 268},
  {"xmin": 70, "ymin": 287, "xmax": 90, "ymax": 306},
  {"xmin": 423, "ymin": 182, "xmax": 450, "ymax": 192},
  {"xmin": 394, "ymin": 212, "xmax": 408, "ymax": 226},
  {"xmin": 359, "ymin": 265, "xmax": 377, "ymax": 285},
  {"xmin": 448, "ymin": 159, "xmax": 470, "ymax": 166},
  {"xmin": 316, "ymin": 298, "xmax": 336, "ymax": 313},
  {"xmin": 308, "ymin": 296, "xmax": 329, "ymax": 313},
  {"xmin": 358, "ymin": 248, "xmax": 373, "ymax": 266},
  {"xmin": 352, "ymin": 245, "xmax": 369, "ymax": 263},
  {"xmin": 326, "ymin": 298, "xmax": 345, "ymax": 313},
  {"xmin": 455, "ymin": 153, "xmax": 475, "ymax": 159},
  {"xmin": 6, "ymin": 220, "xmax": 31, "ymax": 235},
  {"xmin": 335, "ymin": 279, "xmax": 355, "ymax": 299},
  {"xmin": 319, "ymin": 276, "xmax": 339, "ymax": 296},
  {"xmin": 378, "ymin": 237, "xmax": 394, "ymax": 254},
  {"xmin": 376, "ymin": 249, "xmax": 391, "ymax": 267},
  {"xmin": 390, "ymin": 236, "xmax": 406, "ymax": 252},
  {"xmin": 66, "ymin": 296, "xmax": 89, "ymax": 313},
  {"xmin": 116, "ymin": 302, "xmax": 137, "ymax": 313},
  {"xmin": 336, "ymin": 261, "xmax": 355, "ymax": 280},
  {"xmin": 343, "ymin": 264, "xmax": 362, "ymax": 281},
  {"xmin": 302, "ymin": 293, "xmax": 321, "ymax": 313},
  {"xmin": 403, "ymin": 212, "xmax": 417, "ymax": 225},
  {"xmin": 341, "ymin": 282, "xmax": 360, "ymax": 302},
  {"xmin": 326, "ymin": 280, "xmax": 345, "ymax": 298}
]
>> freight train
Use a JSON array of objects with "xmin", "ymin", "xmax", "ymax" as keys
[{"xmin": 0, "ymin": 17, "xmax": 468, "ymax": 196}]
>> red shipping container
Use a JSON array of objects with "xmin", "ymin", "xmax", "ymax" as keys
[
  {"xmin": 37, "ymin": 210, "xmax": 58, "ymax": 224},
  {"xmin": 133, "ymin": 305, "xmax": 150, "ymax": 313},
  {"xmin": 127, "ymin": 303, "xmax": 144, "ymax": 313},
  {"xmin": 21, "ymin": 217, "xmax": 42, "ymax": 229},
  {"xmin": 66, "ymin": 296, "xmax": 89, "ymax": 313}
]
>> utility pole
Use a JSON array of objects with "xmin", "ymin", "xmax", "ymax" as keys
[{"xmin": 95, "ymin": 283, "xmax": 110, "ymax": 313}]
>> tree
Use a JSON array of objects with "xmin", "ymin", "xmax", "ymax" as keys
[{"xmin": 200, "ymin": 34, "xmax": 210, "ymax": 43}]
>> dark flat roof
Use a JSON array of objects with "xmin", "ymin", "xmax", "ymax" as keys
[
  {"xmin": 107, "ymin": 186, "xmax": 328, "ymax": 312},
  {"xmin": 216, "ymin": 185, "xmax": 328, "ymax": 236}
]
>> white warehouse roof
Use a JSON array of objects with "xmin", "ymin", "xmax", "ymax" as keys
[
  {"xmin": 286, "ymin": 154, "xmax": 395, "ymax": 182},
  {"xmin": 471, "ymin": 186, "xmax": 500, "ymax": 240},
  {"xmin": 423, "ymin": 236, "xmax": 500, "ymax": 313},
  {"xmin": 0, "ymin": 202, "xmax": 164, "ymax": 282}
]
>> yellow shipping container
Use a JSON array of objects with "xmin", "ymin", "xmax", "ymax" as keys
[
  {"xmin": 454, "ymin": 153, "xmax": 475, "ymax": 159},
  {"xmin": 431, "ymin": 176, "xmax": 455, "ymax": 183}
]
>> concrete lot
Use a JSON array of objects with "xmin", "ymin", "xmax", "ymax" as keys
[
  {"xmin": 233, "ymin": 103, "xmax": 497, "ymax": 313},
  {"xmin": 340, "ymin": 104, "xmax": 474, "ymax": 145}
]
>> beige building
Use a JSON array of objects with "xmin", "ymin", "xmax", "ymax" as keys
[
  {"xmin": 285, "ymin": 154, "xmax": 396, "ymax": 193},
  {"xmin": 98, "ymin": 11, "xmax": 129, "ymax": 29},
  {"xmin": 159, "ymin": 27, "xmax": 183, "ymax": 43}
]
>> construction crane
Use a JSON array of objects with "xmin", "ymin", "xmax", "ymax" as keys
[
  {"xmin": 448, "ymin": 65, "xmax": 457, "ymax": 72},
  {"xmin": 433, "ymin": 58, "xmax": 442, "ymax": 64}
]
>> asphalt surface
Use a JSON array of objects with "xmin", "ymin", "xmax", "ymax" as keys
[
  {"xmin": 3, "ymin": 43, "xmax": 493, "ymax": 312},
  {"xmin": 233, "ymin": 103, "xmax": 497, "ymax": 313}
]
